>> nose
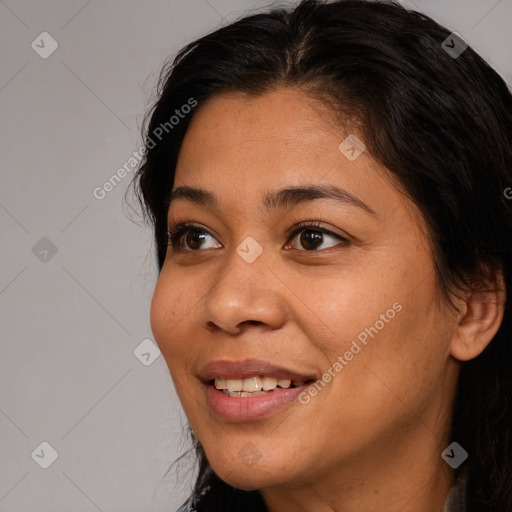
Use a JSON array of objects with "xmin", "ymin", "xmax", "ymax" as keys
[{"xmin": 201, "ymin": 244, "xmax": 288, "ymax": 335}]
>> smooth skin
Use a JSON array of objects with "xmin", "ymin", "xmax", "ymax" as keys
[{"xmin": 150, "ymin": 88, "xmax": 505, "ymax": 512}]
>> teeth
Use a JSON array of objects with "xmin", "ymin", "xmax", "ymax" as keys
[
  {"xmin": 215, "ymin": 378, "xmax": 227, "ymax": 390},
  {"xmin": 277, "ymin": 379, "xmax": 291, "ymax": 389},
  {"xmin": 242, "ymin": 376, "xmax": 262, "ymax": 392},
  {"xmin": 222, "ymin": 390, "xmax": 268, "ymax": 397},
  {"xmin": 240, "ymin": 390, "xmax": 266, "ymax": 397},
  {"xmin": 261, "ymin": 377, "xmax": 278, "ymax": 390},
  {"xmin": 226, "ymin": 379, "xmax": 243, "ymax": 392},
  {"xmin": 214, "ymin": 376, "xmax": 303, "ymax": 391}
]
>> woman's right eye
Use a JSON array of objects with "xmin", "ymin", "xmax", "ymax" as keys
[{"xmin": 167, "ymin": 223, "xmax": 222, "ymax": 252}]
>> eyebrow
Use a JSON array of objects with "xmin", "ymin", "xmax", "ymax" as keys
[{"xmin": 167, "ymin": 184, "xmax": 376, "ymax": 216}]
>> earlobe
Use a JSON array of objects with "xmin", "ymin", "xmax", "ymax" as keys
[{"xmin": 450, "ymin": 275, "xmax": 507, "ymax": 362}]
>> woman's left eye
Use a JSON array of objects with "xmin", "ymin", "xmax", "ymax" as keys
[
  {"xmin": 166, "ymin": 221, "xmax": 350, "ymax": 253},
  {"xmin": 286, "ymin": 222, "xmax": 350, "ymax": 251}
]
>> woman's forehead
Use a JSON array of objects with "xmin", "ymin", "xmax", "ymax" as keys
[{"xmin": 182, "ymin": 87, "xmax": 349, "ymax": 148}]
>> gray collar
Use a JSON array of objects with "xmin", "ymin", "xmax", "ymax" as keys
[{"xmin": 441, "ymin": 473, "xmax": 468, "ymax": 512}]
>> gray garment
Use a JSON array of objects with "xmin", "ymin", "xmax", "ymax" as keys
[{"xmin": 441, "ymin": 473, "xmax": 468, "ymax": 512}]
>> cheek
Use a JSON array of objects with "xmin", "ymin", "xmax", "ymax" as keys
[
  {"xmin": 343, "ymin": 285, "xmax": 450, "ymax": 418},
  {"xmin": 149, "ymin": 274, "xmax": 189, "ymax": 364},
  {"xmin": 149, "ymin": 278, "xmax": 168, "ymax": 343},
  {"xmin": 317, "ymin": 253, "xmax": 447, "ymax": 401}
]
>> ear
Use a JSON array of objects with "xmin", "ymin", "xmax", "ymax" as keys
[{"xmin": 450, "ymin": 271, "xmax": 507, "ymax": 361}]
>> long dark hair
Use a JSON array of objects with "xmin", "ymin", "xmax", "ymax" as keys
[{"xmin": 129, "ymin": 1, "xmax": 512, "ymax": 509}]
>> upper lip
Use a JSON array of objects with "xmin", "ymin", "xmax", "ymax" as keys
[{"xmin": 199, "ymin": 359, "xmax": 317, "ymax": 383}]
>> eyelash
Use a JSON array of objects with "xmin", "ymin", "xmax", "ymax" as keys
[{"xmin": 166, "ymin": 221, "xmax": 350, "ymax": 253}]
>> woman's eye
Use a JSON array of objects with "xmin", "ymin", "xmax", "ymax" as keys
[
  {"xmin": 167, "ymin": 222, "xmax": 349, "ymax": 253},
  {"xmin": 167, "ymin": 223, "xmax": 221, "ymax": 252},
  {"xmin": 286, "ymin": 224, "xmax": 349, "ymax": 251}
]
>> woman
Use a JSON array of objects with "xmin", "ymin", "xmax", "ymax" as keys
[{"xmin": 130, "ymin": 0, "xmax": 512, "ymax": 510}]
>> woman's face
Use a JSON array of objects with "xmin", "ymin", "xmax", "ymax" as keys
[{"xmin": 150, "ymin": 88, "xmax": 460, "ymax": 495}]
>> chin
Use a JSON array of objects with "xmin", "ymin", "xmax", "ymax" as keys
[
  {"xmin": 208, "ymin": 458, "xmax": 290, "ymax": 491},
  {"xmin": 216, "ymin": 473, "xmax": 271, "ymax": 491}
]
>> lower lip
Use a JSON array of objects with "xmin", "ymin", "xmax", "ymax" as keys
[{"xmin": 205, "ymin": 383, "xmax": 309, "ymax": 422}]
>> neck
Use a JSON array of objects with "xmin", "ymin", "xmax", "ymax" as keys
[{"xmin": 260, "ymin": 425, "xmax": 455, "ymax": 512}]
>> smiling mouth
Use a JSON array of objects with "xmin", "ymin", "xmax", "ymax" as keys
[{"xmin": 211, "ymin": 376, "xmax": 315, "ymax": 397}]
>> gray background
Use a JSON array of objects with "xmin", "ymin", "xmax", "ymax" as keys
[{"xmin": 0, "ymin": 0, "xmax": 510, "ymax": 511}]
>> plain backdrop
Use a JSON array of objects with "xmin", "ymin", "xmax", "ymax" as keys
[{"xmin": 1, "ymin": 0, "xmax": 510, "ymax": 511}]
